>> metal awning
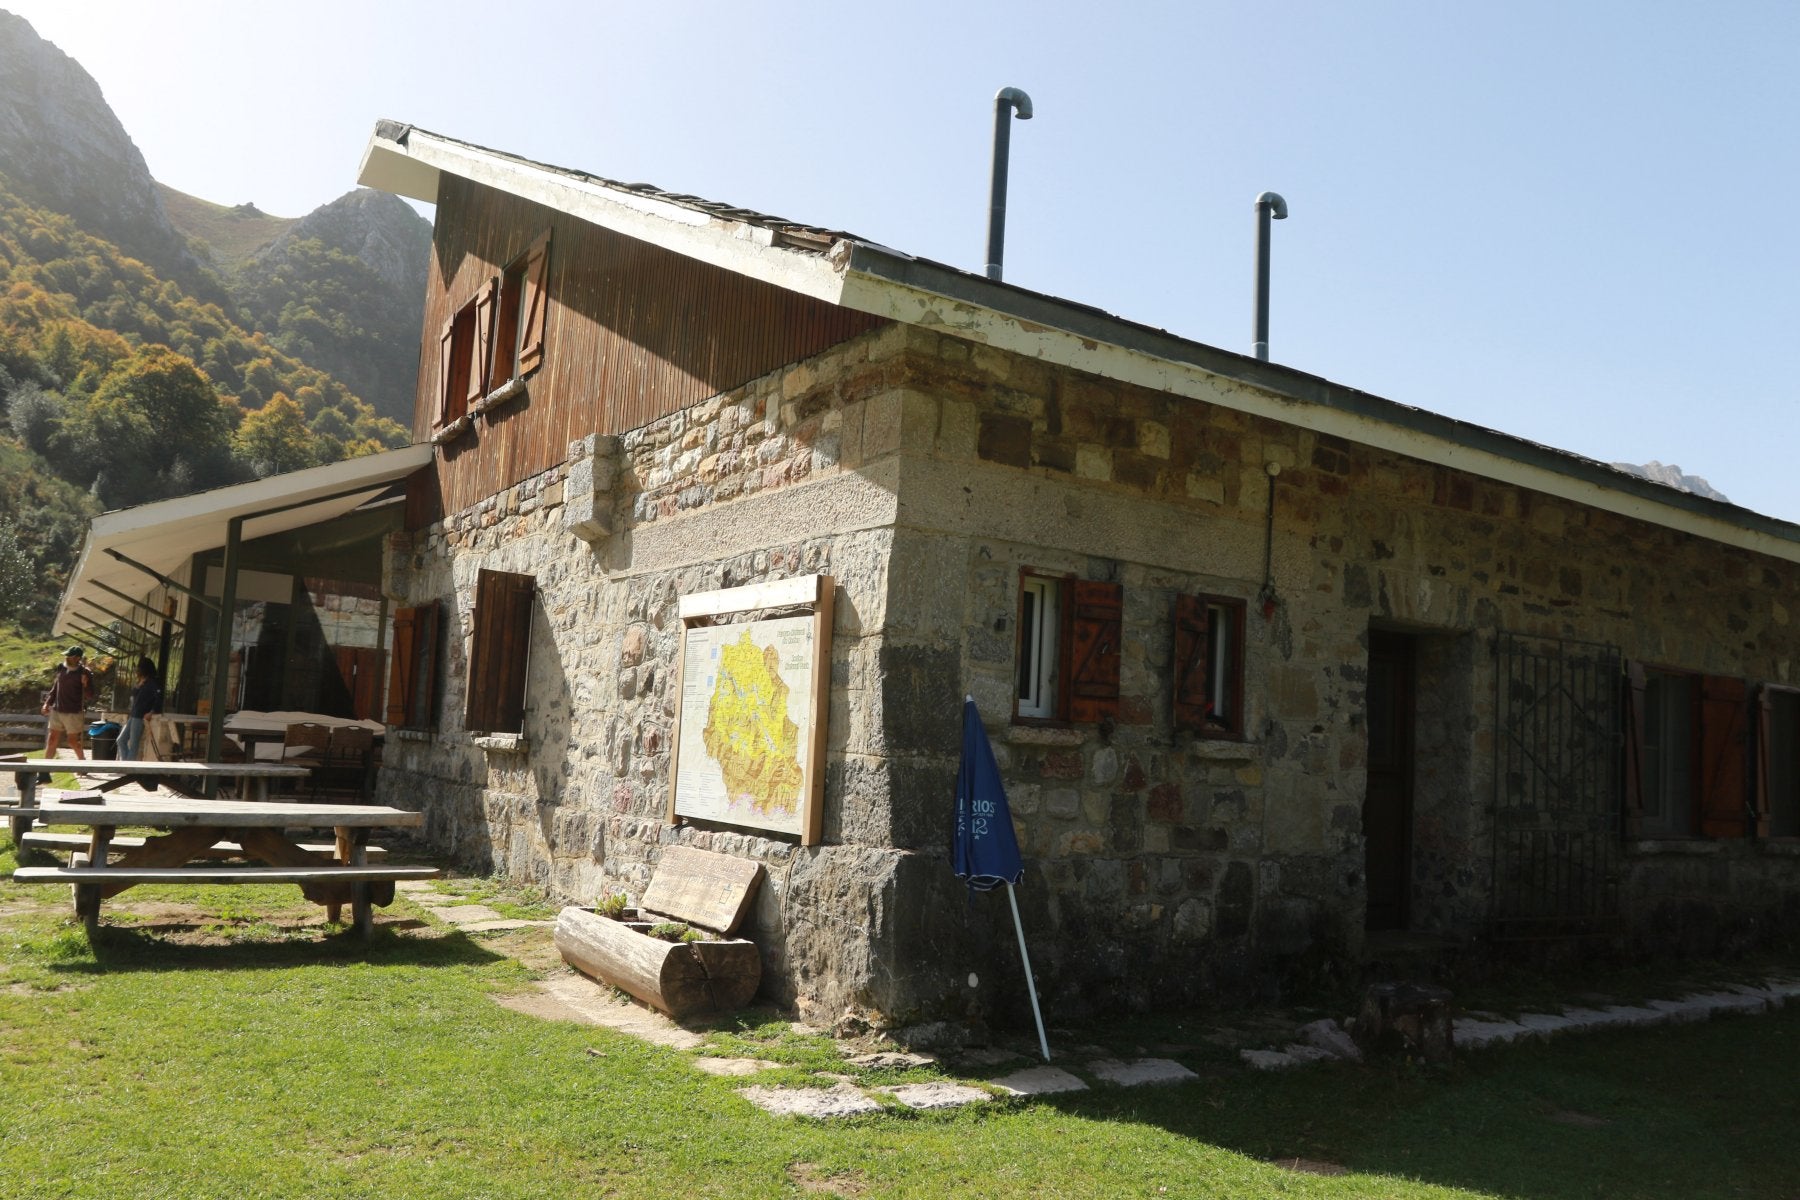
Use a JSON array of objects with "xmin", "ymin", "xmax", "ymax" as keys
[{"xmin": 54, "ymin": 445, "xmax": 432, "ymax": 638}]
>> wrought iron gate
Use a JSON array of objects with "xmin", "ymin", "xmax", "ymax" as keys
[{"xmin": 1490, "ymin": 632, "xmax": 1624, "ymax": 936}]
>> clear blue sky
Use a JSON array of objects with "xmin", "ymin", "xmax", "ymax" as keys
[{"xmin": 11, "ymin": 1, "xmax": 1799, "ymax": 519}]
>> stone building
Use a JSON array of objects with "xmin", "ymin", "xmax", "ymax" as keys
[{"xmin": 356, "ymin": 122, "xmax": 1800, "ymax": 1028}]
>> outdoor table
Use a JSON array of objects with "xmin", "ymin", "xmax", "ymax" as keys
[
  {"xmin": 0, "ymin": 759, "xmax": 313, "ymax": 844},
  {"xmin": 9, "ymin": 792, "xmax": 433, "ymax": 936},
  {"xmin": 224, "ymin": 711, "xmax": 387, "ymax": 760}
]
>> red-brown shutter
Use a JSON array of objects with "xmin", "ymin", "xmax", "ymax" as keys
[
  {"xmin": 1622, "ymin": 662, "xmax": 1647, "ymax": 839},
  {"xmin": 465, "ymin": 570, "xmax": 535, "ymax": 734},
  {"xmin": 1067, "ymin": 580, "xmax": 1122, "ymax": 724},
  {"xmin": 409, "ymin": 601, "xmax": 439, "ymax": 730},
  {"xmin": 386, "ymin": 606, "xmax": 417, "ymax": 726},
  {"xmin": 467, "ymin": 278, "xmax": 497, "ymax": 408},
  {"xmin": 516, "ymin": 232, "xmax": 551, "ymax": 375},
  {"xmin": 1172, "ymin": 593, "xmax": 1211, "ymax": 733},
  {"xmin": 1754, "ymin": 686, "xmax": 1775, "ymax": 838},
  {"xmin": 1698, "ymin": 674, "xmax": 1749, "ymax": 838},
  {"xmin": 435, "ymin": 315, "xmax": 456, "ymax": 427}
]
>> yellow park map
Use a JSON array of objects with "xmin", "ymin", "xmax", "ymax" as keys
[
  {"xmin": 701, "ymin": 631, "xmax": 804, "ymax": 816},
  {"xmin": 674, "ymin": 615, "xmax": 817, "ymax": 836}
]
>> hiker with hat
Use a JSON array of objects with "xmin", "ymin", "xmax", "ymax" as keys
[{"xmin": 41, "ymin": 646, "xmax": 95, "ymax": 760}]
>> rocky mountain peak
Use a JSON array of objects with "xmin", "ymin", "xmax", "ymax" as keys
[
  {"xmin": 262, "ymin": 187, "xmax": 431, "ymax": 294},
  {"xmin": 0, "ymin": 10, "xmax": 204, "ymax": 291},
  {"xmin": 1609, "ymin": 460, "xmax": 1729, "ymax": 503}
]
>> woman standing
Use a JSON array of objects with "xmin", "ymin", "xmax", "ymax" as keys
[{"xmin": 118, "ymin": 657, "xmax": 163, "ymax": 761}]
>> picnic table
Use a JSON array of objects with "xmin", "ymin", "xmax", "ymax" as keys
[
  {"xmin": 0, "ymin": 759, "xmax": 313, "ymax": 844},
  {"xmin": 8, "ymin": 792, "xmax": 434, "ymax": 936}
]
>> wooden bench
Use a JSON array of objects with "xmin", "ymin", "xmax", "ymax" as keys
[
  {"xmin": 6, "ymin": 793, "xmax": 431, "ymax": 937},
  {"xmin": 555, "ymin": 845, "xmax": 764, "ymax": 1019},
  {"xmin": 15, "ymin": 864, "xmax": 437, "ymax": 929},
  {"xmin": 19, "ymin": 830, "xmax": 390, "ymax": 861}
]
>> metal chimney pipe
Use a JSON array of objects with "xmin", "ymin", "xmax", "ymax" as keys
[
  {"xmin": 985, "ymin": 87, "xmax": 1034, "ymax": 281},
  {"xmin": 1252, "ymin": 191, "xmax": 1288, "ymax": 362}
]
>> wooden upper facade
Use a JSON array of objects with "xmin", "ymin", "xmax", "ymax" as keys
[{"xmin": 412, "ymin": 173, "xmax": 884, "ymax": 519}]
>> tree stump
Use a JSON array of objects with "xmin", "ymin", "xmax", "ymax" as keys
[{"xmin": 1352, "ymin": 981, "xmax": 1454, "ymax": 1061}]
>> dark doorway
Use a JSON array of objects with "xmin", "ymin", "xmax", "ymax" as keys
[{"xmin": 1364, "ymin": 630, "xmax": 1415, "ymax": 930}]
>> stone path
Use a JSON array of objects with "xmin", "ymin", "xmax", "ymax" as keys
[
  {"xmin": 398, "ymin": 880, "xmax": 553, "ymax": 934},
  {"xmin": 1239, "ymin": 977, "xmax": 1800, "ymax": 1070},
  {"xmin": 405, "ymin": 885, "xmax": 1800, "ymax": 1119}
]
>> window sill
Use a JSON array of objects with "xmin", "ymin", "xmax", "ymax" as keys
[
  {"xmin": 1002, "ymin": 724, "xmax": 1088, "ymax": 747},
  {"xmin": 1186, "ymin": 738, "xmax": 1256, "ymax": 763},
  {"xmin": 1759, "ymin": 838, "xmax": 1800, "ymax": 857},
  {"xmin": 472, "ymin": 375, "xmax": 527, "ymax": 419},
  {"xmin": 472, "ymin": 733, "xmax": 529, "ymax": 754},
  {"xmin": 431, "ymin": 415, "xmax": 472, "ymax": 446},
  {"xmin": 1625, "ymin": 838, "xmax": 1722, "ymax": 856}
]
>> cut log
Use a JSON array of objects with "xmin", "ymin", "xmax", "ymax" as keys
[
  {"xmin": 555, "ymin": 906, "xmax": 760, "ymax": 1019},
  {"xmin": 1352, "ymin": 981, "xmax": 1454, "ymax": 1061}
]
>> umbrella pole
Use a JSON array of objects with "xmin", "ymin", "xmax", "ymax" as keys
[{"xmin": 1006, "ymin": 883, "xmax": 1051, "ymax": 1062}]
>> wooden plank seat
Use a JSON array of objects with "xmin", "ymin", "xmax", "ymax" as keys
[
  {"xmin": 18, "ymin": 831, "xmax": 390, "ymax": 861},
  {"xmin": 13, "ymin": 864, "xmax": 437, "ymax": 915},
  {"xmin": 7, "ymin": 793, "xmax": 427, "ymax": 936},
  {"xmin": 555, "ymin": 845, "xmax": 764, "ymax": 1019}
]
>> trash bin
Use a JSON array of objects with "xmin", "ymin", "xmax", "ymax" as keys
[{"xmin": 87, "ymin": 720, "xmax": 121, "ymax": 760}]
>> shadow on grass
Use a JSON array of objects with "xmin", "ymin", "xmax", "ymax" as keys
[
  {"xmin": 49, "ymin": 921, "xmax": 510, "ymax": 975},
  {"xmin": 1021, "ymin": 1008, "xmax": 1800, "ymax": 1200}
]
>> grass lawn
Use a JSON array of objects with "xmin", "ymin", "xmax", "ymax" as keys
[{"xmin": 1, "ymin": 839, "xmax": 1796, "ymax": 1199}]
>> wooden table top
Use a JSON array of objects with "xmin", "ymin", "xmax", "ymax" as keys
[
  {"xmin": 11, "ymin": 793, "xmax": 424, "ymax": 829},
  {"xmin": 0, "ymin": 759, "xmax": 312, "ymax": 778}
]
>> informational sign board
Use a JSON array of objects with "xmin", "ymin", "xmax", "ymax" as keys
[{"xmin": 669, "ymin": 575, "xmax": 832, "ymax": 845}]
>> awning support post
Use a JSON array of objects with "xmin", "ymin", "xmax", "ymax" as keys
[{"xmin": 203, "ymin": 515, "xmax": 245, "ymax": 791}]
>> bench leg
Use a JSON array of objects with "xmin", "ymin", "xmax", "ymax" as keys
[
  {"xmin": 69, "ymin": 850, "xmax": 101, "ymax": 931},
  {"xmin": 352, "ymin": 881, "xmax": 372, "ymax": 939},
  {"xmin": 8, "ymin": 812, "xmax": 30, "ymax": 847}
]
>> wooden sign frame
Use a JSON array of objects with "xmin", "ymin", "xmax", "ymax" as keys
[{"xmin": 668, "ymin": 574, "xmax": 833, "ymax": 846}]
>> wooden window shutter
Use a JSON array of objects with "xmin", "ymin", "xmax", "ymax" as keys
[
  {"xmin": 465, "ymin": 569, "xmax": 535, "ymax": 735},
  {"xmin": 1067, "ymin": 580, "xmax": 1123, "ymax": 723},
  {"xmin": 409, "ymin": 601, "xmax": 439, "ymax": 730},
  {"xmin": 1172, "ymin": 593, "xmax": 1211, "ymax": 733},
  {"xmin": 1753, "ymin": 686, "xmax": 1776, "ymax": 838},
  {"xmin": 467, "ymin": 278, "xmax": 498, "ymax": 408},
  {"xmin": 1621, "ymin": 662, "xmax": 1647, "ymax": 839},
  {"xmin": 516, "ymin": 232, "xmax": 551, "ymax": 375},
  {"xmin": 435, "ymin": 315, "xmax": 457, "ymax": 426},
  {"xmin": 386, "ymin": 606, "xmax": 417, "ymax": 727},
  {"xmin": 1698, "ymin": 674, "xmax": 1750, "ymax": 838}
]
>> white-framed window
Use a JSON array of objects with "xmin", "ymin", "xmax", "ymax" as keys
[
  {"xmin": 1174, "ymin": 593, "xmax": 1246, "ymax": 738},
  {"xmin": 1016, "ymin": 575, "xmax": 1061, "ymax": 720}
]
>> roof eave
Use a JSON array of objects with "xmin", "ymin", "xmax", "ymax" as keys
[{"xmin": 836, "ymin": 242, "xmax": 1800, "ymax": 565}]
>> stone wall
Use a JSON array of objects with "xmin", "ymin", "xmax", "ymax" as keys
[
  {"xmin": 383, "ymin": 315, "xmax": 1800, "ymax": 1028},
  {"xmin": 876, "ymin": 323, "xmax": 1800, "ymax": 1013}
]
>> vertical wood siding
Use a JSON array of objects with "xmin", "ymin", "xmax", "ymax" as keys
[{"xmin": 413, "ymin": 175, "xmax": 885, "ymax": 518}]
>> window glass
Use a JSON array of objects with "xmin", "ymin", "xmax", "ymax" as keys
[
  {"xmin": 1642, "ymin": 672, "xmax": 1694, "ymax": 836},
  {"xmin": 1771, "ymin": 690, "xmax": 1800, "ymax": 838}
]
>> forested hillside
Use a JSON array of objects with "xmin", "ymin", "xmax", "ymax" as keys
[{"xmin": 0, "ymin": 9, "xmax": 428, "ymax": 645}]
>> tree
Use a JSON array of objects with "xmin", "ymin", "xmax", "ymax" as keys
[
  {"xmin": 0, "ymin": 520, "xmax": 31, "ymax": 621},
  {"xmin": 233, "ymin": 391, "xmax": 320, "ymax": 477},
  {"xmin": 60, "ymin": 346, "xmax": 235, "ymax": 504}
]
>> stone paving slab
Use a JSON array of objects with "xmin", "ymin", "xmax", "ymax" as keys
[
  {"xmin": 426, "ymin": 903, "xmax": 509, "ymax": 925},
  {"xmin": 739, "ymin": 1083, "xmax": 882, "ymax": 1119},
  {"xmin": 991, "ymin": 1065, "xmax": 1089, "ymax": 1095},
  {"xmin": 885, "ymin": 1082, "xmax": 991, "ymax": 1110},
  {"xmin": 846, "ymin": 1051, "xmax": 936, "ymax": 1069},
  {"xmin": 956, "ymin": 1048, "xmax": 1024, "ymax": 1068},
  {"xmin": 459, "ymin": 918, "xmax": 552, "ymax": 933},
  {"xmin": 693, "ymin": 1056, "xmax": 781, "ymax": 1076},
  {"xmin": 1240, "ymin": 1049, "xmax": 1301, "ymax": 1070},
  {"xmin": 525, "ymin": 971, "xmax": 705, "ymax": 1049},
  {"xmin": 1087, "ymin": 1057, "xmax": 1197, "ymax": 1087}
]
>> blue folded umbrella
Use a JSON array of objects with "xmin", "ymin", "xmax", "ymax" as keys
[{"xmin": 954, "ymin": 696, "xmax": 1022, "ymax": 893}]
